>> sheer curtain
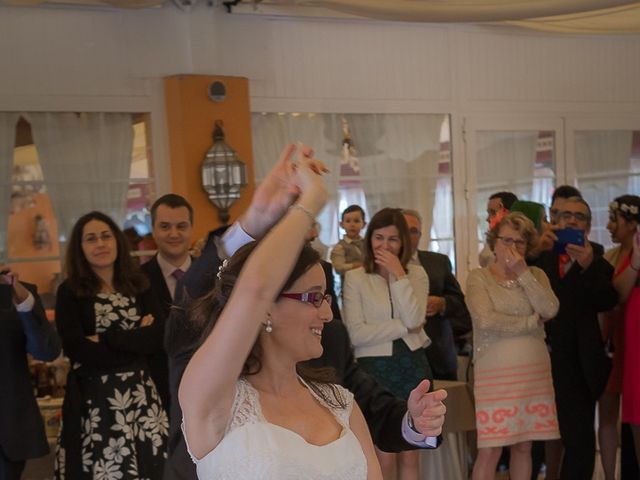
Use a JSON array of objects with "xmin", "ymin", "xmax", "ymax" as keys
[
  {"xmin": 252, "ymin": 113, "xmax": 342, "ymax": 250},
  {"xmin": 0, "ymin": 113, "xmax": 20, "ymax": 261},
  {"xmin": 474, "ymin": 131, "xmax": 538, "ymax": 242},
  {"xmin": 251, "ymin": 113, "xmax": 443, "ymax": 249},
  {"xmin": 574, "ymin": 130, "xmax": 633, "ymax": 247},
  {"xmin": 26, "ymin": 112, "xmax": 134, "ymax": 244}
]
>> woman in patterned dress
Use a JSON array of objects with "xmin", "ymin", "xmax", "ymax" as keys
[
  {"xmin": 466, "ymin": 213, "xmax": 560, "ymax": 480},
  {"xmin": 54, "ymin": 211, "xmax": 168, "ymax": 479}
]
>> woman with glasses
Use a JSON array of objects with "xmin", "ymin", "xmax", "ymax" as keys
[
  {"xmin": 54, "ymin": 211, "xmax": 167, "ymax": 479},
  {"xmin": 342, "ymin": 207, "xmax": 429, "ymax": 480},
  {"xmin": 179, "ymin": 149, "xmax": 382, "ymax": 479},
  {"xmin": 466, "ymin": 212, "xmax": 560, "ymax": 480}
]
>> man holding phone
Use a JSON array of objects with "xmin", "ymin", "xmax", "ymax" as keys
[
  {"xmin": 0, "ymin": 266, "xmax": 61, "ymax": 479},
  {"xmin": 534, "ymin": 197, "xmax": 618, "ymax": 479}
]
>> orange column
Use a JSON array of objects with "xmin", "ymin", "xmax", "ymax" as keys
[{"xmin": 164, "ymin": 75, "xmax": 255, "ymax": 243}]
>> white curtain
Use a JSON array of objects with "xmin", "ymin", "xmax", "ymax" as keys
[
  {"xmin": 474, "ymin": 131, "xmax": 538, "ymax": 242},
  {"xmin": 26, "ymin": 112, "xmax": 134, "ymax": 244},
  {"xmin": 251, "ymin": 113, "xmax": 443, "ymax": 249},
  {"xmin": 630, "ymin": 156, "xmax": 640, "ymax": 195},
  {"xmin": 252, "ymin": 113, "xmax": 342, "ymax": 249},
  {"xmin": 0, "ymin": 113, "xmax": 20, "ymax": 261},
  {"xmin": 574, "ymin": 130, "xmax": 633, "ymax": 247},
  {"xmin": 430, "ymin": 176, "xmax": 453, "ymax": 246}
]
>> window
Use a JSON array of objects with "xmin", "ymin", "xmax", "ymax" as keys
[
  {"xmin": 574, "ymin": 129, "xmax": 640, "ymax": 250},
  {"xmin": 251, "ymin": 112, "xmax": 455, "ymax": 268},
  {"xmin": 2, "ymin": 113, "xmax": 154, "ymax": 301},
  {"xmin": 473, "ymin": 130, "xmax": 556, "ymax": 258}
]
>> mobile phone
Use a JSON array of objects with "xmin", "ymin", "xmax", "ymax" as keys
[
  {"xmin": 553, "ymin": 228, "xmax": 585, "ymax": 254},
  {"xmin": 0, "ymin": 284, "xmax": 12, "ymax": 311}
]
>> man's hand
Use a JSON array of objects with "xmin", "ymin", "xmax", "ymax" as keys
[
  {"xmin": 426, "ymin": 296, "xmax": 445, "ymax": 317},
  {"xmin": 240, "ymin": 143, "xmax": 327, "ymax": 239},
  {"xmin": 566, "ymin": 236, "xmax": 594, "ymax": 270},
  {"xmin": 0, "ymin": 265, "xmax": 29, "ymax": 304},
  {"xmin": 407, "ymin": 379, "xmax": 447, "ymax": 437}
]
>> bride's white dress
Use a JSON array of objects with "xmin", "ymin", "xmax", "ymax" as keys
[{"xmin": 184, "ymin": 377, "xmax": 368, "ymax": 480}]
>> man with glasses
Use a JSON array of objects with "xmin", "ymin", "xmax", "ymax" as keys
[
  {"xmin": 532, "ymin": 186, "xmax": 604, "ymax": 260},
  {"xmin": 534, "ymin": 196, "xmax": 617, "ymax": 479}
]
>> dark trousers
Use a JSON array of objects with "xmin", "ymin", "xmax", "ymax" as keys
[
  {"xmin": 551, "ymin": 356, "xmax": 597, "ymax": 480},
  {"xmin": 0, "ymin": 447, "xmax": 25, "ymax": 480},
  {"xmin": 163, "ymin": 440, "xmax": 197, "ymax": 480}
]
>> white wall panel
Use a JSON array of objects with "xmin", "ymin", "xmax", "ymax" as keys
[{"xmin": 463, "ymin": 28, "xmax": 640, "ymax": 104}]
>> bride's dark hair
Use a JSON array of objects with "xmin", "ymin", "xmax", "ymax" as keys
[{"xmin": 189, "ymin": 241, "xmax": 346, "ymax": 409}]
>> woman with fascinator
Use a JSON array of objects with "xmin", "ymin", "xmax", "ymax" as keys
[
  {"xmin": 178, "ymin": 147, "xmax": 382, "ymax": 479},
  {"xmin": 603, "ymin": 195, "xmax": 640, "ymax": 470}
]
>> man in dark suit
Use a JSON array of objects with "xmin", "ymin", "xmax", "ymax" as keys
[
  {"xmin": 402, "ymin": 210, "xmax": 471, "ymax": 380},
  {"xmin": 0, "ymin": 266, "xmax": 61, "ymax": 480},
  {"xmin": 162, "ymin": 144, "xmax": 447, "ymax": 480},
  {"xmin": 141, "ymin": 194, "xmax": 194, "ymax": 413},
  {"xmin": 534, "ymin": 196, "xmax": 617, "ymax": 479}
]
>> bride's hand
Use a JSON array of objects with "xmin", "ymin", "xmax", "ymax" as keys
[{"xmin": 295, "ymin": 145, "xmax": 329, "ymax": 214}]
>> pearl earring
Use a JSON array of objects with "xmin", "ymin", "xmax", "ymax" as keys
[{"xmin": 264, "ymin": 319, "xmax": 273, "ymax": 333}]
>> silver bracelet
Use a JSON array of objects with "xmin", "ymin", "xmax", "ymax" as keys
[{"xmin": 289, "ymin": 203, "xmax": 315, "ymax": 223}]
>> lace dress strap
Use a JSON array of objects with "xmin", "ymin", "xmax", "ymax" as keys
[
  {"xmin": 182, "ymin": 378, "xmax": 261, "ymax": 464},
  {"xmin": 227, "ymin": 377, "xmax": 263, "ymax": 432},
  {"xmin": 300, "ymin": 379, "xmax": 354, "ymax": 427}
]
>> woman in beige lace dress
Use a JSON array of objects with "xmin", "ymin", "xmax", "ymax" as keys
[{"xmin": 466, "ymin": 213, "xmax": 560, "ymax": 480}]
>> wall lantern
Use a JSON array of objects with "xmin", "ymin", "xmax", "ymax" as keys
[{"xmin": 201, "ymin": 120, "xmax": 247, "ymax": 224}]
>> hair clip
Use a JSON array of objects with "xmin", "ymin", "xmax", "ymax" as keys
[{"xmin": 217, "ymin": 258, "xmax": 229, "ymax": 280}]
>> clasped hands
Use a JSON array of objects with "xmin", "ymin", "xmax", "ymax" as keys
[{"xmin": 86, "ymin": 314, "xmax": 154, "ymax": 343}]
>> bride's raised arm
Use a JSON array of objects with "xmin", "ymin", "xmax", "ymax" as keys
[{"xmin": 179, "ymin": 147, "xmax": 328, "ymax": 460}]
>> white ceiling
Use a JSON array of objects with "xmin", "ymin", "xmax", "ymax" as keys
[{"xmin": 2, "ymin": 0, "xmax": 640, "ymax": 34}]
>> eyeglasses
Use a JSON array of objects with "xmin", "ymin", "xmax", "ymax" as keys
[
  {"xmin": 558, "ymin": 211, "xmax": 590, "ymax": 222},
  {"xmin": 497, "ymin": 236, "xmax": 526, "ymax": 248},
  {"xmin": 279, "ymin": 292, "xmax": 332, "ymax": 308},
  {"xmin": 82, "ymin": 232, "xmax": 115, "ymax": 244}
]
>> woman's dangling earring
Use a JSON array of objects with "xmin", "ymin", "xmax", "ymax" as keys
[{"xmin": 264, "ymin": 316, "xmax": 273, "ymax": 333}]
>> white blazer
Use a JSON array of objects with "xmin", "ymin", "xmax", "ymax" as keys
[{"xmin": 343, "ymin": 265, "xmax": 430, "ymax": 358}]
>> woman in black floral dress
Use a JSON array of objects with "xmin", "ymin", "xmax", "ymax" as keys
[{"xmin": 54, "ymin": 211, "xmax": 168, "ymax": 479}]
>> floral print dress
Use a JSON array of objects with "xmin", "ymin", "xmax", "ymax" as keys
[{"xmin": 55, "ymin": 292, "xmax": 168, "ymax": 479}]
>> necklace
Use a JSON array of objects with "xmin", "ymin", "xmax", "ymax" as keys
[{"xmin": 496, "ymin": 278, "xmax": 519, "ymax": 289}]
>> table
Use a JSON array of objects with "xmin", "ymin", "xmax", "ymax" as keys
[{"xmin": 421, "ymin": 377, "xmax": 477, "ymax": 479}]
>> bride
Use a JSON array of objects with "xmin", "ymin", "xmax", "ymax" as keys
[{"xmin": 179, "ymin": 146, "xmax": 382, "ymax": 479}]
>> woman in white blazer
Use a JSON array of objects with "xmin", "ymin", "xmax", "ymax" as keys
[{"xmin": 343, "ymin": 207, "xmax": 431, "ymax": 480}]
